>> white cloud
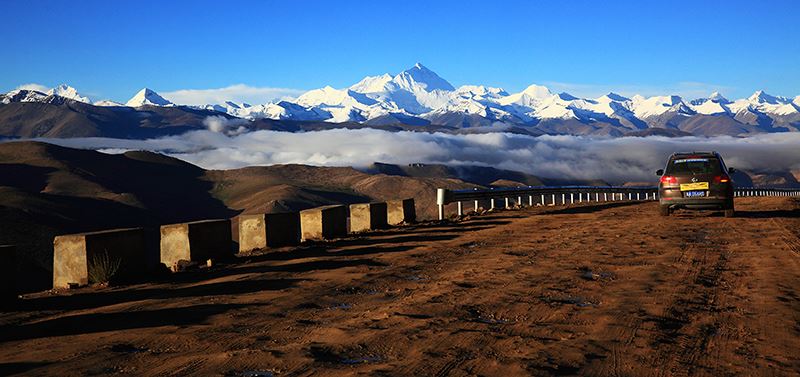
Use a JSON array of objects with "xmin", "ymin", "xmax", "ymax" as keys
[
  {"xmin": 160, "ymin": 84, "xmax": 306, "ymax": 105},
  {"xmin": 14, "ymin": 83, "xmax": 50, "ymax": 93},
  {"xmin": 28, "ymin": 130, "xmax": 800, "ymax": 184},
  {"xmin": 202, "ymin": 115, "xmax": 249, "ymax": 135},
  {"xmin": 542, "ymin": 81, "xmax": 737, "ymax": 100}
]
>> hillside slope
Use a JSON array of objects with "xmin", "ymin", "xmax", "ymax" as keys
[{"xmin": 0, "ymin": 142, "xmax": 476, "ymax": 291}]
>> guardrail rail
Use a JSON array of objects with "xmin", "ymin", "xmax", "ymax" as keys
[{"xmin": 435, "ymin": 185, "xmax": 800, "ymax": 220}]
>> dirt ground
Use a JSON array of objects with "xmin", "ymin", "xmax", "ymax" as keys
[{"xmin": 1, "ymin": 197, "xmax": 799, "ymax": 376}]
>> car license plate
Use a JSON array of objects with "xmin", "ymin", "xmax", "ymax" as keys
[
  {"xmin": 685, "ymin": 191, "xmax": 706, "ymax": 197},
  {"xmin": 680, "ymin": 182, "xmax": 709, "ymax": 191}
]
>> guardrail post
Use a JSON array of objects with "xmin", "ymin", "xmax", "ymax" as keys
[
  {"xmin": 518, "ymin": 196, "xmax": 523, "ymax": 207},
  {"xmin": 579, "ymin": 193, "xmax": 583, "ymax": 203},
  {"xmin": 529, "ymin": 195, "xmax": 533, "ymax": 206},
  {"xmin": 604, "ymin": 192, "xmax": 608, "ymax": 201},
  {"xmin": 457, "ymin": 201, "xmax": 463, "ymax": 216},
  {"xmin": 561, "ymin": 194, "xmax": 566, "ymax": 205},
  {"xmin": 570, "ymin": 193, "xmax": 574, "ymax": 204},
  {"xmin": 505, "ymin": 197, "xmax": 510, "ymax": 209},
  {"xmin": 436, "ymin": 188, "xmax": 446, "ymax": 220},
  {"xmin": 541, "ymin": 194, "xmax": 545, "ymax": 206},
  {"xmin": 637, "ymin": 193, "xmax": 641, "ymax": 201},
  {"xmin": 474, "ymin": 200, "xmax": 479, "ymax": 212},
  {"xmin": 552, "ymin": 194, "xmax": 556, "ymax": 206},
  {"xmin": 490, "ymin": 198, "xmax": 496, "ymax": 210}
]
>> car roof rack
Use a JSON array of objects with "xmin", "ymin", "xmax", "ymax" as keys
[{"xmin": 671, "ymin": 151, "xmax": 719, "ymax": 157}]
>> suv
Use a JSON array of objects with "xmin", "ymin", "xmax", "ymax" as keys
[{"xmin": 656, "ymin": 152, "xmax": 736, "ymax": 217}]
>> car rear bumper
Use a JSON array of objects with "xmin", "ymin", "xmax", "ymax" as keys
[{"xmin": 660, "ymin": 197, "xmax": 730, "ymax": 209}]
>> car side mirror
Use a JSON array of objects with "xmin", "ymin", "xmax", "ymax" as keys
[
  {"xmin": 656, "ymin": 169, "xmax": 664, "ymax": 176},
  {"xmin": 728, "ymin": 167, "xmax": 736, "ymax": 174}
]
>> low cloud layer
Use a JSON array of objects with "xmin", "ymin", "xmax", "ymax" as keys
[
  {"xmin": 161, "ymin": 84, "xmax": 305, "ymax": 105},
  {"xmin": 32, "ymin": 129, "xmax": 800, "ymax": 184}
]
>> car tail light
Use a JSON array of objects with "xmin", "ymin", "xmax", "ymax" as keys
[
  {"xmin": 660, "ymin": 175, "xmax": 677, "ymax": 184},
  {"xmin": 714, "ymin": 175, "xmax": 730, "ymax": 183}
]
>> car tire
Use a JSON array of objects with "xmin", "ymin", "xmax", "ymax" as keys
[
  {"xmin": 724, "ymin": 208, "xmax": 735, "ymax": 218},
  {"xmin": 659, "ymin": 205, "xmax": 670, "ymax": 217}
]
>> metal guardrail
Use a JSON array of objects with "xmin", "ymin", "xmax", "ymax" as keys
[{"xmin": 435, "ymin": 185, "xmax": 800, "ymax": 220}]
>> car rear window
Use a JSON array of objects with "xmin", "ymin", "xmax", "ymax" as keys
[{"xmin": 666, "ymin": 157, "xmax": 722, "ymax": 175}]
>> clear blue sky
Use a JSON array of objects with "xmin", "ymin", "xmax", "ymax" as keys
[{"xmin": 2, "ymin": 0, "xmax": 799, "ymax": 102}]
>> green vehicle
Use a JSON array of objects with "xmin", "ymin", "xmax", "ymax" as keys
[{"xmin": 656, "ymin": 152, "xmax": 736, "ymax": 217}]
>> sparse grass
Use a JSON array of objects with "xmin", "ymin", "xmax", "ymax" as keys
[{"xmin": 88, "ymin": 250, "xmax": 121, "ymax": 285}]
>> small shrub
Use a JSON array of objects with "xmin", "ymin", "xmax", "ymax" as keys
[{"xmin": 88, "ymin": 250, "xmax": 122, "ymax": 284}]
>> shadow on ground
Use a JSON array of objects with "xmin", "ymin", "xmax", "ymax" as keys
[{"xmin": 0, "ymin": 303, "xmax": 257, "ymax": 342}]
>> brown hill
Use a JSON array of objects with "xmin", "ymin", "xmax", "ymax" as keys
[
  {"xmin": 0, "ymin": 99, "xmax": 230, "ymax": 138},
  {"xmin": 489, "ymin": 179, "xmax": 527, "ymax": 188}
]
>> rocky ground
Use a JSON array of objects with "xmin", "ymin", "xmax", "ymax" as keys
[{"xmin": 1, "ymin": 197, "xmax": 799, "ymax": 376}]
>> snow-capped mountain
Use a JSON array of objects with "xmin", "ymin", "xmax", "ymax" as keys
[
  {"xmin": 690, "ymin": 92, "xmax": 730, "ymax": 115},
  {"xmin": 1, "ymin": 89, "xmax": 49, "ymax": 104},
  {"xmin": 94, "ymin": 100, "xmax": 124, "ymax": 107},
  {"xmin": 125, "ymin": 88, "xmax": 173, "ymax": 107},
  {"xmin": 47, "ymin": 84, "xmax": 89, "ymax": 103},
  {"xmin": 182, "ymin": 63, "xmax": 797, "ymax": 135},
  {"xmin": 3, "ymin": 65, "xmax": 799, "ymax": 137}
]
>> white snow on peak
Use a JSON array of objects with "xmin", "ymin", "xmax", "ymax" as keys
[
  {"xmin": 454, "ymin": 85, "xmax": 508, "ymax": 99},
  {"xmin": 707, "ymin": 91, "xmax": 729, "ymax": 103},
  {"xmin": 389, "ymin": 63, "xmax": 455, "ymax": 92},
  {"xmin": 94, "ymin": 100, "xmax": 124, "ymax": 107},
  {"xmin": 2, "ymin": 89, "xmax": 49, "ymax": 104},
  {"xmin": 349, "ymin": 74, "xmax": 393, "ymax": 93},
  {"xmin": 497, "ymin": 84, "xmax": 553, "ymax": 107},
  {"xmin": 689, "ymin": 92, "xmax": 732, "ymax": 114},
  {"xmin": 747, "ymin": 90, "xmax": 785, "ymax": 104},
  {"xmin": 692, "ymin": 100, "xmax": 729, "ymax": 115},
  {"xmin": 296, "ymin": 86, "xmax": 352, "ymax": 107},
  {"xmin": 601, "ymin": 92, "xmax": 630, "ymax": 102},
  {"xmin": 631, "ymin": 95, "xmax": 693, "ymax": 118},
  {"xmin": 125, "ymin": 88, "xmax": 173, "ymax": 107},
  {"xmin": 520, "ymin": 84, "xmax": 553, "ymax": 99},
  {"xmin": 727, "ymin": 90, "xmax": 799, "ymax": 116},
  {"xmin": 47, "ymin": 84, "xmax": 89, "ymax": 103}
]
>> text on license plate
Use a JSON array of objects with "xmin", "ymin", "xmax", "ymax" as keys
[
  {"xmin": 680, "ymin": 182, "xmax": 709, "ymax": 191},
  {"xmin": 685, "ymin": 191, "xmax": 706, "ymax": 197}
]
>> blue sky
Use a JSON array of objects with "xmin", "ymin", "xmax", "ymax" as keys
[{"xmin": 3, "ymin": 0, "xmax": 799, "ymax": 103}]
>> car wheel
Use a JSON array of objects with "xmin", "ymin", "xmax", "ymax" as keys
[
  {"xmin": 724, "ymin": 208, "xmax": 735, "ymax": 218},
  {"xmin": 659, "ymin": 205, "xmax": 670, "ymax": 217}
]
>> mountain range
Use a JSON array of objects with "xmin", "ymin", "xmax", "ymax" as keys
[{"xmin": 2, "ymin": 63, "xmax": 800, "ymax": 138}]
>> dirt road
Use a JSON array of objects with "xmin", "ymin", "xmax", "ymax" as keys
[{"xmin": 1, "ymin": 197, "xmax": 799, "ymax": 376}]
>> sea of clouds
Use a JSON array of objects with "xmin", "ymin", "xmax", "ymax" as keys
[{"xmin": 30, "ymin": 120, "xmax": 800, "ymax": 184}]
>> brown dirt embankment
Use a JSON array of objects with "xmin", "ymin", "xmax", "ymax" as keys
[{"xmin": 1, "ymin": 197, "xmax": 799, "ymax": 376}]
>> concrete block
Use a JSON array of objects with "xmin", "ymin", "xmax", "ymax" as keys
[
  {"xmin": 161, "ymin": 219, "xmax": 233, "ymax": 268},
  {"xmin": 300, "ymin": 205, "xmax": 348, "ymax": 241},
  {"xmin": 387, "ymin": 198, "xmax": 416, "ymax": 225},
  {"xmin": 239, "ymin": 212, "xmax": 301, "ymax": 252},
  {"xmin": 53, "ymin": 228, "xmax": 147, "ymax": 289},
  {"xmin": 0, "ymin": 245, "xmax": 16, "ymax": 300},
  {"xmin": 349, "ymin": 202, "xmax": 388, "ymax": 233}
]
